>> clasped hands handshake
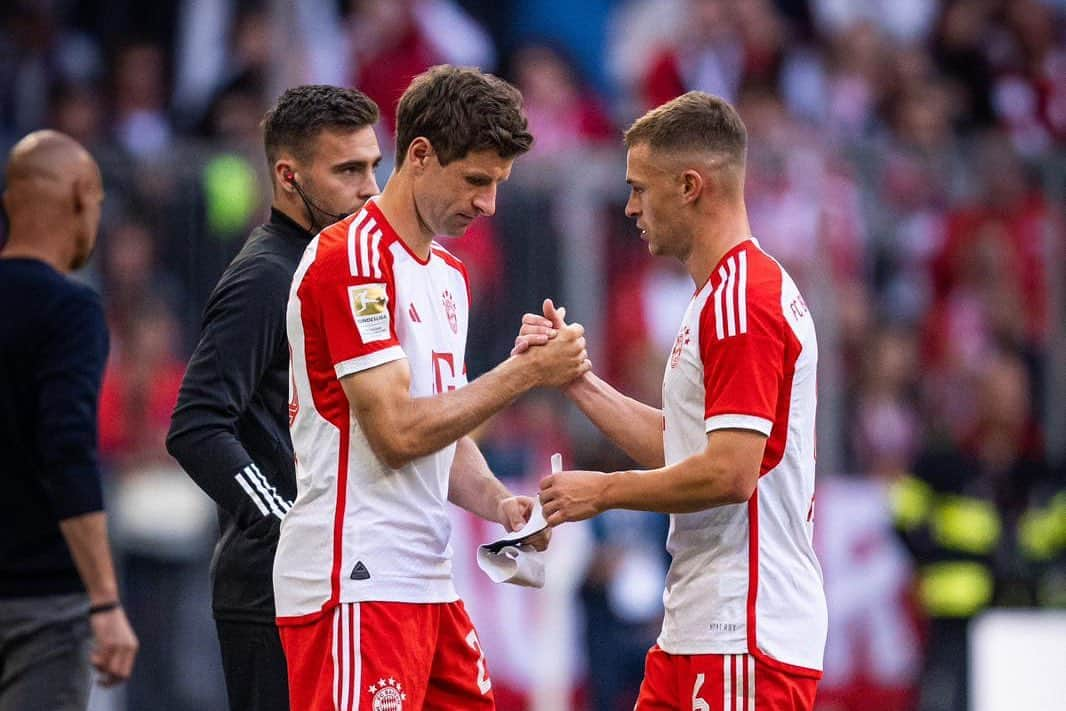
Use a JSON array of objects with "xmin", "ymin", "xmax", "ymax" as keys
[
  {"xmin": 509, "ymin": 300, "xmax": 608, "ymax": 528},
  {"xmin": 509, "ymin": 298, "xmax": 591, "ymax": 388}
]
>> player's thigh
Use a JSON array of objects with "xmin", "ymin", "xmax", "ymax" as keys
[
  {"xmin": 357, "ymin": 601, "xmax": 443, "ymax": 711},
  {"xmin": 280, "ymin": 603, "xmax": 428, "ymax": 711},
  {"xmin": 640, "ymin": 651, "xmax": 759, "ymax": 711},
  {"xmin": 423, "ymin": 600, "xmax": 494, "ymax": 711},
  {"xmin": 0, "ymin": 615, "xmax": 91, "ymax": 711},
  {"xmin": 634, "ymin": 645, "xmax": 680, "ymax": 711},
  {"xmin": 278, "ymin": 608, "xmax": 340, "ymax": 711},
  {"xmin": 751, "ymin": 657, "xmax": 818, "ymax": 711}
]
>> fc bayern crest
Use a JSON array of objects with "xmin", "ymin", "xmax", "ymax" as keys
[
  {"xmin": 368, "ymin": 678, "xmax": 405, "ymax": 711},
  {"xmin": 670, "ymin": 326, "xmax": 691, "ymax": 368},
  {"xmin": 442, "ymin": 290, "xmax": 458, "ymax": 334}
]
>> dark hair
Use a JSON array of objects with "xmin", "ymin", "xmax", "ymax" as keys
[
  {"xmin": 395, "ymin": 65, "xmax": 533, "ymax": 167},
  {"xmin": 624, "ymin": 92, "xmax": 747, "ymax": 167},
  {"xmin": 262, "ymin": 85, "xmax": 379, "ymax": 165}
]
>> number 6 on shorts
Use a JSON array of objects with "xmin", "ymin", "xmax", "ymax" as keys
[{"xmin": 692, "ymin": 672, "xmax": 710, "ymax": 711}]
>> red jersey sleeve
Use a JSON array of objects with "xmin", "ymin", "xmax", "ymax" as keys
[
  {"xmin": 697, "ymin": 262, "xmax": 785, "ymax": 437},
  {"xmin": 311, "ymin": 246, "xmax": 404, "ymax": 379}
]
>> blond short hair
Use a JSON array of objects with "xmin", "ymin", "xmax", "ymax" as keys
[{"xmin": 624, "ymin": 92, "xmax": 747, "ymax": 168}]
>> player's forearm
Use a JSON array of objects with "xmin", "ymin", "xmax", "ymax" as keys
[
  {"xmin": 58, "ymin": 511, "xmax": 121, "ymax": 605},
  {"xmin": 602, "ymin": 452, "xmax": 752, "ymax": 514},
  {"xmin": 372, "ymin": 357, "xmax": 534, "ymax": 468},
  {"xmin": 566, "ymin": 372, "xmax": 665, "ymax": 468},
  {"xmin": 447, "ymin": 436, "xmax": 511, "ymax": 523}
]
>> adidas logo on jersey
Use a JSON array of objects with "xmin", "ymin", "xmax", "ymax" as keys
[{"xmin": 350, "ymin": 561, "xmax": 371, "ymax": 580}]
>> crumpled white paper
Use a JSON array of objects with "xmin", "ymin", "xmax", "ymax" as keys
[{"xmin": 475, "ymin": 454, "xmax": 560, "ymax": 588}]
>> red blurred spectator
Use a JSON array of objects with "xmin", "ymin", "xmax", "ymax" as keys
[
  {"xmin": 926, "ymin": 134, "xmax": 1056, "ymax": 370},
  {"xmin": 512, "ymin": 44, "xmax": 615, "ymax": 159},
  {"xmin": 99, "ymin": 302, "xmax": 185, "ymax": 471},
  {"xmin": 347, "ymin": 0, "xmax": 493, "ymax": 136}
]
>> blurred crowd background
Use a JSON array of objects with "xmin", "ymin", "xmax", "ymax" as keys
[{"xmin": 1, "ymin": 1, "xmax": 1064, "ymax": 710}]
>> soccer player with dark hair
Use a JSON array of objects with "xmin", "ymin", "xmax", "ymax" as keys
[
  {"xmin": 529, "ymin": 91, "xmax": 828, "ymax": 710},
  {"xmin": 273, "ymin": 65, "xmax": 589, "ymax": 711},
  {"xmin": 166, "ymin": 85, "xmax": 382, "ymax": 711}
]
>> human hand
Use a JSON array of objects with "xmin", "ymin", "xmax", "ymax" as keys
[
  {"xmin": 511, "ymin": 301, "xmax": 566, "ymax": 356},
  {"xmin": 512, "ymin": 300, "xmax": 591, "ymax": 387},
  {"xmin": 496, "ymin": 495, "xmax": 551, "ymax": 551},
  {"xmin": 539, "ymin": 470, "xmax": 610, "ymax": 525},
  {"xmin": 89, "ymin": 605, "xmax": 138, "ymax": 687}
]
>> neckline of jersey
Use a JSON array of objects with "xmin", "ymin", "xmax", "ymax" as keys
[
  {"xmin": 693, "ymin": 236, "xmax": 758, "ymax": 298},
  {"xmin": 363, "ymin": 198, "xmax": 433, "ymax": 266}
]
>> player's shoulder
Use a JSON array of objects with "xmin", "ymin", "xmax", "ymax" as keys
[
  {"xmin": 429, "ymin": 240, "xmax": 467, "ymax": 279},
  {"xmin": 306, "ymin": 207, "xmax": 395, "ymax": 283},
  {"xmin": 698, "ymin": 239, "xmax": 789, "ymax": 338}
]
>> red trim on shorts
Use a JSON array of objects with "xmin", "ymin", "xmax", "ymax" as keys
[{"xmin": 755, "ymin": 651, "xmax": 823, "ymax": 679}]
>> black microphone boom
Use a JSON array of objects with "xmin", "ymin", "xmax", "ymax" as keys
[{"xmin": 291, "ymin": 179, "xmax": 350, "ymax": 232}]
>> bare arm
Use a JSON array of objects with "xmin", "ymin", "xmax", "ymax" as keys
[
  {"xmin": 448, "ymin": 436, "xmax": 550, "ymax": 549},
  {"xmin": 59, "ymin": 511, "xmax": 121, "ymax": 606},
  {"xmin": 516, "ymin": 301, "xmax": 663, "ymax": 467},
  {"xmin": 564, "ymin": 372, "xmax": 665, "ymax": 468},
  {"xmin": 340, "ymin": 326, "xmax": 588, "ymax": 470},
  {"xmin": 448, "ymin": 436, "xmax": 517, "ymax": 525},
  {"xmin": 539, "ymin": 429, "xmax": 765, "ymax": 523},
  {"xmin": 59, "ymin": 512, "xmax": 138, "ymax": 686}
]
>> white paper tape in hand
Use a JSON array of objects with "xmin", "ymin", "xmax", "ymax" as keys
[{"xmin": 475, "ymin": 452, "xmax": 561, "ymax": 588}]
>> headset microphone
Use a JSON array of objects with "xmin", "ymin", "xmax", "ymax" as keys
[{"xmin": 286, "ymin": 172, "xmax": 350, "ymax": 232}]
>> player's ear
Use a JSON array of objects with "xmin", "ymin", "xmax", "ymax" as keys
[
  {"xmin": 408, "ymin": 138, "xmax": 434, "ymax": 172},
  {"xmin": 71, "ymin": 176, "xmax": 86, "ymax": 216},
  {"xmin": 680, "ymin": 169, "xmax": 704, "ymax": 204},
  {"xmin": 275, "ymin": 160, "xmax": 297, "ymax": 192}
]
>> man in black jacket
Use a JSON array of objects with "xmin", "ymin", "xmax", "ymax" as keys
[
  {"xmin": 167, "ymin": 86, "xmax": 381, "ymax": 711},
  {"xmin": 1, "ymin": 130, "xmax": 138, "ymax": 710}
]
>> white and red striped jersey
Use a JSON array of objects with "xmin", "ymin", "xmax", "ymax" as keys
[
  {"xmin": 274, "ymin": 198, "xmax": 471, "ymax": 623},
  {"xmin": 659, "ymin": 238, "xmax": 827, "ymax": 676}
]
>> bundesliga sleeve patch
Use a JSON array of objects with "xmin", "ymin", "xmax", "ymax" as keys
[{"xmin": 348, "ymin": 283, "xmax": 391, "ymax": 342}]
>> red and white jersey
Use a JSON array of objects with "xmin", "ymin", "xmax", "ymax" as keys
[
  {"xmin": 659, "ymin": 238, "xmax": 827, "ymax": 676},
  {"xmin": 275, "ymin": 198, "xmax": 471, "ymax": 623}
]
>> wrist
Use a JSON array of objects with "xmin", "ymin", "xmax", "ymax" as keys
[
  {"xmin": 498, "ymin": 355, "xmax": 543, "ymax": 393},
  {"xmin": 87, "ymin": 586, "xmax": 119, "ymax": 607},
  {"xmin": 562, "ymin": 370, "xmax": 594, "ymax": 399},
  {"xmin": 89, "ymin": 600, "xmax": 121, "ymax": 615},
  {"xmin": 600, "ymin": 470, "xmax": 629, "ymax": 511}
]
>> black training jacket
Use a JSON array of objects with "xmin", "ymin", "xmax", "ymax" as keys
[{"xmin": 167, "ymin": 208, "xmax": 310, "ymax": 623}]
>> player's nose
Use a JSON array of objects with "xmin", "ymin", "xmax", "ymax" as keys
[
  {"xmin": 473, "ymin": 185, "xmax": 496, "ymax": 217},
  {"xmin": 361, "ymin": 174, "xmax": 380, "ymax": 199}
]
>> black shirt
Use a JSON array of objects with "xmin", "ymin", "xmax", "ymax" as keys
[
  {"xmin": 0, "ymin": 258, "xmax": 109, "ymax": 597},
  {"xmin": 167, "ymin": 209, "xmax": 311, "ymax": 623}
]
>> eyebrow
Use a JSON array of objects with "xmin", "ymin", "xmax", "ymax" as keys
[{"xmin": 333, "ymin": 157, "xmax": 381, "ymax": 170}]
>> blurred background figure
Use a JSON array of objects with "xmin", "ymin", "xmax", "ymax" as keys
[{"xmin": 1, "ymin": 2, "xmax": 1063, "ymax": 709}]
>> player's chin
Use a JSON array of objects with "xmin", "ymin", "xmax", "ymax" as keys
[{"xmin": 445, "ymin": 217, "xmax": 475, "ymax": 236}]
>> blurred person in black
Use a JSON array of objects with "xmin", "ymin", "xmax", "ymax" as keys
[
  {"xmin": 166, "ymin": 86, "xmax": 382, "ymax": 711},
  {"xmin": 0, "ymin": 130, "xmax": 138, "ymax": 709}
]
